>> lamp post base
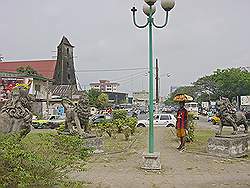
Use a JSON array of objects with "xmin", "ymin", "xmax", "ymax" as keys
[{"xmin": 141, "ymin": 152, "xmax": 161, "ymax": 170}]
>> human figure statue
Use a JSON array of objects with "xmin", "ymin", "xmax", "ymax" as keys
[
  {"xmin": 216, "ymin": 97, "xmax": 248, "ymax": 135},
  {"xmin": 176, "ymin": 101, "xmax": 188, "ymax": 150},
  {"xmin": 0, "ymin": 85, "xmax": 33, "ymax": 137}
]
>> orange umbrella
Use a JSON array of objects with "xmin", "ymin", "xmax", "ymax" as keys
[{"xmin": 173, "ymin": 94, "xmax": 193, "ymax": 102}]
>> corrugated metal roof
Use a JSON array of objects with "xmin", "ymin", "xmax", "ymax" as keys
[{"xmin": 0, "ymin": 60, "xmax": 57, "ymax": 79}]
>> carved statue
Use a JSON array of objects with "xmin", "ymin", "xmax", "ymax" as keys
[
  {"xmin": 75, "ymin": 92, "xmax": 91, "ymax": 133},
  {"xmin": 216, "ymin": 97, "xmax": 248, "ymax": 135},
  {"xmin": 0, "ymin": 85, "xmax": 32, "ymax": 137},
  {"xmin": 61, "ymin": 92, "xmax": 91, "ymax": 136}
]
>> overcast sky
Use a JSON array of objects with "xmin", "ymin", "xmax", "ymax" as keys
[{"xmin": 0, "ymin": 0, "xmax": 249, "ymax": 96}]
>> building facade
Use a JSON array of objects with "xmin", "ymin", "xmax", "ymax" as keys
[
  {"xmin": 0, "ymin": 36, "xmax": 79, "ymax": 116},
  {"xmin": 90, "ymin": 80, "xmax": 119, "ymax": 92},
  {"xmin": 132, "ymin": 90, "xmax": 149, "ymax": 106}
]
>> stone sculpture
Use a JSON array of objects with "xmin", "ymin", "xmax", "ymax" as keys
[
  {"xmin": 216, "ymin": 97, "xmax": 248, "ymax": 135},
  {"xmin": 0, "ymin": 85, "xmax": 33, "ymax": 137},
  {"xmin": 61, "ymin": 92, "xmax": 92, "ymax": 137},
  {"xmin": 75, "ymin": 92, "xmax": 91, "ymax": 133}
]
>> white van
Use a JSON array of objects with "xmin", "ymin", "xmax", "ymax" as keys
[{"xmin": 185, "ymin": 102, "xmax": 199, "ymax": 119}]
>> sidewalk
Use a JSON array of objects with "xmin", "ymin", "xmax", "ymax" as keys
[{"xmin": 69, "ymin": 127, "xmax": 250, "ymax": 188}]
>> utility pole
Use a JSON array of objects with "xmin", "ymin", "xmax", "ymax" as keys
[
  {"xmin": 155, "ymin": 58, "xmax": 159, "ymax": 105},
  {"xmin": 155, "ymin": 58, "xmax": 159, "ymax": 115}
]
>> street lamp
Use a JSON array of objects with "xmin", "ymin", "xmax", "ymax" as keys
[{"xmin": 131, "ymin": 0, "xmax": 175, "ymax": 170}]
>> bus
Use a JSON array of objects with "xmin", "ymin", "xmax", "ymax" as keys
[{"xmin": 185, "ymin": 102, "xmax": 199, "ymax": 119}]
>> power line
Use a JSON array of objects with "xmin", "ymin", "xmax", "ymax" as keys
[
  {"xmin": 110, "ymin": 70, "xmax": 147, "ymax": 82},
  {"xmin": 75, "ymin": 67, "xmax": 148, "ymax": 73}
]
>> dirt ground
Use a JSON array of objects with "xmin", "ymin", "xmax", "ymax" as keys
[{"xmin": 69, "ymin": 123, "xmax": 250, "ymax": 188}]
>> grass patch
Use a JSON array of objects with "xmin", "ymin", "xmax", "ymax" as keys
[
  {"xmin": 0, "ymin": 131, "xmax": 91, "ymax": 187},
  {"xmin": 103, "ymin": 128, "xmax": 144, "ymax": 153},
  {"xmin": 186, "ymin": 128, "xmax": 214, "ymax": 153}
]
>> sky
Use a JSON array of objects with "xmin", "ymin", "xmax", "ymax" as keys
[{"xmin": 0, "ymin": 0, "xmax": 249, "ymax": 97}]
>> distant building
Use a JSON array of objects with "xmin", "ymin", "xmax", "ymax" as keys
[
  {"xmin": 0, "ymin": 36, "xmax": 79, "ymax": 99},
  {"xmin": 132, "ymin": 90, "xmax": 149, "ymax": 106},
  {"xmin": 90, "ymin": 80, "xmax": 119, "ymax": 92},
  {"xmin": 104, "ymin": 91, "xmax": 128, "ymax": 104}
]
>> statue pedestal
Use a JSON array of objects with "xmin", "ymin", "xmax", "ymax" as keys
[
  {"xmin": 207, "ymin": 134, "xmax": 248, "ymax": 158},
  {"xmin": 141, "ymin": 152, "xmax": 161, "ymax": 170}
]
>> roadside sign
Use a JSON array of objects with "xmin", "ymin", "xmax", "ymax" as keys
[{"xmin": 241, "ymin": 96, "xmax": 250, "ymax": 106}]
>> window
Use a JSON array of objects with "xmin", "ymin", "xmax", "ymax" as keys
[
  {"xmin": 35, "ymin": 84, "xmax": 41, "ymax": 92},
  {"xmin": 67, "ymin": 48, "xmax": 69, "ymax": 55},
  {"xmin": 154, "ymin": 115, "xmax": 159, "ymax": 120},
  {"xmin": 66, "ymin": 62, "xmax": 70, "ymax": 68},
  {"xmin": 160, "ymin": 115, "xmax": 170, "ymax": 120},
  {"xmin": 68, "ymin": 74, "xmax": 71, "ymax": 80}
]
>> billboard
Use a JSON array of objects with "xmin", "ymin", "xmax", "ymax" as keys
[
  {"xmin": 241, "ymin": 96, "xmax": 250, "ymax": 106},
  {"xmin": 0, "ymin": 77, "xmax": 33, "ymax": 100}
]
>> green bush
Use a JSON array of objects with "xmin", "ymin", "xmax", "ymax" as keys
[
  {"xmin": 186, "ymin": 113, "xmax": 196, "ymax": 142},
  {"xmin": 126, "ymin": 117, "xmax": 137, "ymax": 135},
  {"xmin": 0, "ymin": 132, "xmax": 91, "ymax": 187},
  {"xmin": 112, "ymin": 119, "xmax": 125, "ymax": 133},
  {"xmin": 95, "ymin": 111, "xmax": 138, "ymax": 140},
  {"xmin": 112, "ymin": 110, "xmax": 127, "ymax": 120},
  {"xmin": 96, "ymin": 121, "xmax": 115, "ymax": 137}
]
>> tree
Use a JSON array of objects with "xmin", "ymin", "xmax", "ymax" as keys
[
  {"xmin": 16, "ymin": 65, "xmax": 39, "ymax": 76},
  {"xmin": 194, "ymin": 68, "xmax": 250, "ymax": 101},
  {"xmin": 87, "ymin": 89, "xmax": 101, "ymax": 107},
  {"xmin": 97, "ymin": 93, "xmax": 109, "ymax": 109}
]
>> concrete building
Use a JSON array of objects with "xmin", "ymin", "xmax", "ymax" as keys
[
  {"xmin": 89, "ymin": 80, "xmax": 128, "ymax": 104},
  {"xmin": 0, "ymin": 36, "xmax": 80, "ymax": 116},
  {"xmin": 0, "ymin": 36, "xmax": 79, "ymax": 99},
  {"xmin": 90, "ymin": 80, "xmax": 119, "ymax": 92},
  {"xmin": 132, "ymin": 90, "xmax": 149, "ymax": 106}
]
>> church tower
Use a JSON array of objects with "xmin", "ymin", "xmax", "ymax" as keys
[{"xmin": 53, "ymin": 36, "xmax": 77, "ymax": 85}]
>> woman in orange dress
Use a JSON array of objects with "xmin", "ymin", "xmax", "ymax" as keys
[{"xmin": 176, "ymin": 102, "xmax": 188, "ymax": 150}]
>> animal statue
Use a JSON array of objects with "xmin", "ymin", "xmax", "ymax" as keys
[
  {"xmin": 75, "ymin": 92, "xmax": 91, "ymax": 132},
  {"xmin": 61, "ymin": 92, "xmax": 91, "ymax": 135},
  {"xmin": 216, "ymin": 97, "xmax": 248, "ymax": 135},
  {"xmin": 0, "ymin": 85, "xmax": 33, "ymax": 137}
]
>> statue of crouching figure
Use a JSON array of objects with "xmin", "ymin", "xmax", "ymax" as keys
[
  {"xmin": 0, "ymin": 85, "xmax": 33, "ymax": 138},
  {"xmin": 216, "ymin": 98, "xmax": 248, "ymax": 136},
  {"xmin": 61, "ymin": 92, "xmax": 93, "ymax": 138},
  {"xmin": 62, "ymin": 101, "xmax": 83, "ymax": 135}
]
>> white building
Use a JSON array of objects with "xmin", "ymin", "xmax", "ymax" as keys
[{"xmin": 90, "ymin": 80, "xmax": 119, "ymax": 92}]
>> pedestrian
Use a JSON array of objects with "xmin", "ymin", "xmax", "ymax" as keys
[{"xmin": 176, "ymin": 101, "xmax": 188, "ymax": 150}]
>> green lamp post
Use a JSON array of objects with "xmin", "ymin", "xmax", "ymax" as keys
[{"xmin": 131, "ymin": 0, "xmax": 175, "ymax": 169}]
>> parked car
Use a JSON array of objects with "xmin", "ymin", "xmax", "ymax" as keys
[
  {"xmin": 89, "ymin": 114, "xmax": 112, "ymax": 124},
  {"xmin": 137, "ymin": 114, "xmax": 176, "ymax": 127},
  {"xmin": 162, "ymin": 106, "xmax": 173, "ymax": 113},
  {"xmin": 32, "ymin": 115, "xmax": 65, "ymax": 129}
]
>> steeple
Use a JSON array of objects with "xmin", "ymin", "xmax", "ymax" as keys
[
  {"xmin": 53, "ymin": 36, "xmax": 77, "ymax": 85},
  {"xmin": 59, "ymin": 36, "xmax": 74, "ymax": 48}
]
